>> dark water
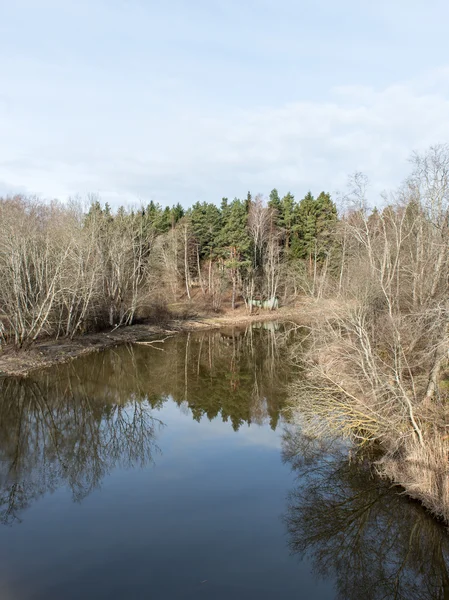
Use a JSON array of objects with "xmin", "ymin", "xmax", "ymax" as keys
[{"xmin": 0, "ymin": 324, "xmax": 448, "ymax": 599}]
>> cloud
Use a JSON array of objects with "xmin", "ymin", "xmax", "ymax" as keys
[
  {"xmin": 98, "ymin": 70, "xmax": 449, "ymax": 206},
  {"xmin": 1, "ymin": 1, "xmax": 449, "ymax": 207},
  {"xmin": 0, "ymin": 38, "xmax": 448, "ymax": 208}
]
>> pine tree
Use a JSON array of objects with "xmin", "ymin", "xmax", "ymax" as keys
[
  {"xmin": 152, "ymin": 206, "xmax": 172, "ymax": 234},
  {"xmin": 294, "ymin": 191, "xmax": 316, "ymax": 260},
  {"xmin": 171, "ymin": 203, "xmax": 185, "ymax": 227},
  {"xmin": 190, "ymin": 202, "xmax": 222, "ymax": 259},
  {"xmin": 293, "ymin": 191, "xmax": 338, "ymax": 266},
  {"xmin": 245, "ymin": 191, "xmax": 252, "ymax": 213},
  {"xmin": 268, "ymin": 189, "xmax": 282, "ymax": 229},
  {"xmin": 217, "ymin": 198, "xmax": 251, "ymax": 308},
  {"xmin": 280, "ymin": 192, "xmax": 296, "ymax": 250}
]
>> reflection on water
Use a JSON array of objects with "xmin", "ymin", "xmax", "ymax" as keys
[
  {"xmin": 0, "ymin": 323, "xmax": 448, "ymax": 599},
  {"xmin": 282, "ymin": 429, "xmax": 449, "ymax": 600},
  {"xmin": 0, "ymin": 324, "xmax": 294, "ymax": 526},
  {"xmin": 0, "ymin": 373, "xmax": 162, "ymax": 525}
]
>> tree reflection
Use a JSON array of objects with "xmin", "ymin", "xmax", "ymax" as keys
[
  {"xmin": 0, "ymin": 324, "xmax": 295, "ymax": 525},
  {"xmin": 127, "ymin": 323, "xmax": 296, "ymax": 431},
  {"xmin": 282, "ymin": 428, "xmax": 449, "ymax": 600},
  {"xmin": 61, "ymin": 323, "xmax": 295, "ymax": 432},
  {"xmin": 0, "ymin": 374, "xmax": 163, "ymax": 525}
]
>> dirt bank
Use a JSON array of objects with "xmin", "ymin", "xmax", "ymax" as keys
[{"xmin": 0, "ymin": 304, "xmax": 325, "ymax": 377}]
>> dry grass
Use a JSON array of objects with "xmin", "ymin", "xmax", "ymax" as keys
[
  {"xmin": 287, "ymin": 300, "xmax": 449, "ymax": 523},
  {"xmin": 379, "ymin": 430, "xmax": 449, "ymax": 521}
]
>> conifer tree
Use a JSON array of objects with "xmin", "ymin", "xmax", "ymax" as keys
[
  {"xmin": 280, "ymin": 191, "xmax": 296, "ymax": 250},
  {"xmin": 190, "ymin": 202, "xmax": 222, "ymax": 259},
  {"xmin": 217, "ymin": 198, "xmax": 251, "ymax": 308},
  {"xmin": 268, "ymin": 189, "xmax": 283, "ymax": 229}
]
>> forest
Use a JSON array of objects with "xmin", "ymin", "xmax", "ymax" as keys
[
  {"xmin": 1, "ymin": 143, "xmax": 449, "ymax": 523},
  {"xmin": 0, "ymin": 186, "xmax": 337, "ymax": 348}
]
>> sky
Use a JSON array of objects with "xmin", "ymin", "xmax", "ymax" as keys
[{"xmin": 1, "ymin": 0, "xmax": 449, "ymax": 209}]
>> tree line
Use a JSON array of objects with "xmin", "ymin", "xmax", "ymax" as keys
[
  {"xmin": 0, "ymin": 188, "xmax": 337, "ymax": 348},
  {"xmin": 2, "ymin": 143, "xmax": 449, "ymax": 523}
]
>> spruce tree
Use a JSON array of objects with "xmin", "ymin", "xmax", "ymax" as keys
[
  {"xmin": 268, "ymin": 189, "xmax": 282, "ymax": 228},
  {"xmin": 190, "ymin": 202, "xmax": 222, "ymax": 259},
  {"xmin": 217, "ymin": 198, "xmax": 251, "ymax": 308},
  {"xmin": 314, "ymin": 191, "xmax": 338, "ymax": 260},
  {"xmin": 280, "ymin": 192, "xmax": 296, "ymax": 250}
]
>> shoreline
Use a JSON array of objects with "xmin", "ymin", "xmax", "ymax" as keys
[
  {"xmin": 0, "ymin": 306, "xmax": 312, "ymax": 378},
  {"xmin": 3, "ymin": 299, "xmax": 447, "ymax": 529}
]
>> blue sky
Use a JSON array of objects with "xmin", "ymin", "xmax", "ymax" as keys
[{"xmin": 1, "ymin": 0, "xmax": 449, "ymax": 208}]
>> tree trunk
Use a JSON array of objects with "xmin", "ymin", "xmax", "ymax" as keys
[
  {"xmin": 196, "ymin": 245, "xmax": 205, "ymax": 294},
  {"xmin": 184, "ymin": 226, "xmax": 191, "ymax": 300}
]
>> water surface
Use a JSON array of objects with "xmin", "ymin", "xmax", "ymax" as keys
[{"xmin": 0, "ymin": 324, "xmax": 448, "ymax": 599}]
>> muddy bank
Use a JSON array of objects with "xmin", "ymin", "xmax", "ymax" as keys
[{"xmin": 0, "ymin": 306, "xmax": 314, "ymax": 378}]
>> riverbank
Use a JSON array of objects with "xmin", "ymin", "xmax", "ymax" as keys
[{"xmin": 0, "ymin": 302, "xmax": 327, "ymax": 377}]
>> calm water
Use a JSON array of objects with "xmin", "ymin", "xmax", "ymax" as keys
[{"xmin": 0, "ymin": 324, "xmax": 448, "ymax": 599}]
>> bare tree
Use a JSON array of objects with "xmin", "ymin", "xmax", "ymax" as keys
[
  {"xmin": 0, "ymin": 197, "xmax": 72, "ymax": 347},
  {"xmin": 288, "ymin": 146, "xmax": 449, "ymax": 521},
  {"xmin": 248, "ymin": 195, "xmax": 271, "ymax": 270}
]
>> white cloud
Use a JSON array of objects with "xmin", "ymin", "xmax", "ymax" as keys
[
  {"xmin": 1, "ymin": 2, "xmax": 449, "ymax": 208},
  {"xmin": 2, "ymin": 71, "xmax": 449, "ymax": 207}
]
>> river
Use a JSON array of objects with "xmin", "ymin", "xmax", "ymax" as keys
[{"xmin": 0, "ymin": 324, "xmax": 448, "ymax": 599}]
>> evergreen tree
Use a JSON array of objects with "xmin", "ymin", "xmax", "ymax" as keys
[
  {"xmin": 217, "ymin": 198, "xmax": 250, "ymax": 258},
  {"xmin": 190, "ymin": 202, "xmax": 222, "ymax": 259},
  {"xmin": 217, "ymin": 198, "xmax": 251, "ymax": 308},
  {"xmin": 171, "ymin": 203, "xmax": 185, "ymax": 226},
  {"xmin": 152, "ymin": 206, "xmax": 172, "ymax": 234},
  {"xmin": 245, "ymin": 191, "xmax": 252, "ymax": 213},
  {"xmin": 314, "ymin": 191, "xmax": 338, "ymax": 258},
  {"xmin": 146, "ymin": 201, "xmax": 159, "ymax": 224},
  {"xmin": 280, "ymin": 192, "xmax": 296, "ymax": 250},
  {"xmin": 294, "ymin": 191, "xmax": 316, "ymax": 260},
  {"xmin": 293, "ymin": 191, "xmax": 338, "ymax": 263},
  {"xmin": 268, "ymin": 188, "xmax": 283, "ymax": 228}
]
